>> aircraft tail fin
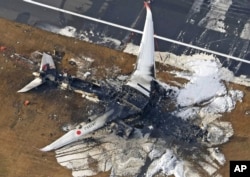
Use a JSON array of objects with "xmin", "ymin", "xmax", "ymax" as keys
[
  {"xmin": 40, "ymin": 53, "xmax": 56, "ymax": 72},
  {"xmin": 18, "ymin": 53, "xmax": 56, "ymax": 93}
]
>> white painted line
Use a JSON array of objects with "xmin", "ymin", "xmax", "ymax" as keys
[{"xmin": 23, "ymin": 0, "xmax": 250, "ymax": 64}]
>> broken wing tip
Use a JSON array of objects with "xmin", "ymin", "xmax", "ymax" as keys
[
  {"xmin": 40, "ymin": 146, "xmax": 52, "ymax": 152},
  {"xmin": 17, "ymin": 88, "xmax": 30, "ymax": 93}
]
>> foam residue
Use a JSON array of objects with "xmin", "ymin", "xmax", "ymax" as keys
[
  {"xmin": 58, "ymin": 26, "xmax": 77, "ymax": 37},
  {"xmin": 198, "ymin": 0, "xmax": 232, "ymax": 33},
  {"xmin": 122, "ymin": 43, "xmax": 245, "ymax": 176},
  {"xmin": 240, "ymin": 19, "xmax": 250, "ymax": 40}
]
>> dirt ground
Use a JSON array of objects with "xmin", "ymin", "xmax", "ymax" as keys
[{"xmin": 0, "ymin": 18, "xmax": 249, "ymax": 177}]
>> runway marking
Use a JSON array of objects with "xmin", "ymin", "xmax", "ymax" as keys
[{"xmin": 23, "ymin": 0, "xmax": 250, "ymax": 64}]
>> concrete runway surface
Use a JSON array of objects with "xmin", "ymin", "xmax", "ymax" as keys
[{"xmin": 0, "ymin": 0, "xmax": 250, "ymax": 75}]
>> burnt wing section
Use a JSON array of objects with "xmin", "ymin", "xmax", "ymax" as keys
[
  {"xmin": 105, "ymin": 84, "xmax": 150, "ymax": 122},
  {"xmin": 149, "ymin": 65, "xmax": 155, "ymax": 78},
  {"xmin": 120, "ymin": 85, "xmax": 149, "ymax": 110},
  {"xmin": 69, "ymin": 78, "xmax": 103, "ymax": 96}
]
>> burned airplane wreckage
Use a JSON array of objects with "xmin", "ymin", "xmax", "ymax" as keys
[
  {"xmin": 17, "ymin": 3, "xmax": 234, "ymax": 177},
  {"xmin": 18, "ymin": 2, "xmax": 178, "ymax": 151}
]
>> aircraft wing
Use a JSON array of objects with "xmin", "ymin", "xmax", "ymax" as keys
[
  {"xmin": 17, "ymin": 77, "xmax": 43, "ymax": 93},
  {"xmin": 40, "ymin": 52, "xmax": 56, "ymax": 71},
  {"xmin": 40, "ymin": 109, "xmax": 114, "ymax": 151},
  {"xmin": 126, "ymin": 3, "xmax": 155, "ymax": 97}
]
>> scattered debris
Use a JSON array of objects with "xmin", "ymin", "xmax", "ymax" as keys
[
  {"xmin": 53, "ymin": 50, "xmax": 65, "ymax": 60},
  {"xmin": 61, "ymin": 123, "xmax": 77, "ymax": 132},
  {"xmin": 24, "ymin": 100, "xmax": 30, "ymax": 106},
  {"xmin": 68, "ymin": 58, "xmax": 77, "ymax": 66},
  {"xmin": 245, "ymin": 110, "xmax": 250, "ymax": 115},
  {"xmin": 30, "ymin": 51, "xmax": 42, "ymax": 63},
  {"xmin": 83, "ymin": 71, "xmax": 91, "ymax": 78},
  {"xmin": 14, "ymin": 53, "xmax": 35, "ymax": 65},
  {"xmin": 48, "ymin": 113, "xmax": 58, "ymax": 121},
  {"xmin": 0, "ymin": 46, "xmax": 7, "ymax": 51}
]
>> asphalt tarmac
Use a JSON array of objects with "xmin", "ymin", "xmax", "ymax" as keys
[
  {"xmin": 0, "ymin": 2, "xmax": 250, "ymax": 177},
  {"xmin": 0, "ymin": 0, "xmax": 250, "ymax": 75}
]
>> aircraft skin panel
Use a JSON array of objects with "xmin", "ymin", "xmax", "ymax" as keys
[{"xmin": 126, "ymin": 3, "xmax": 155, "ymax": 97}]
